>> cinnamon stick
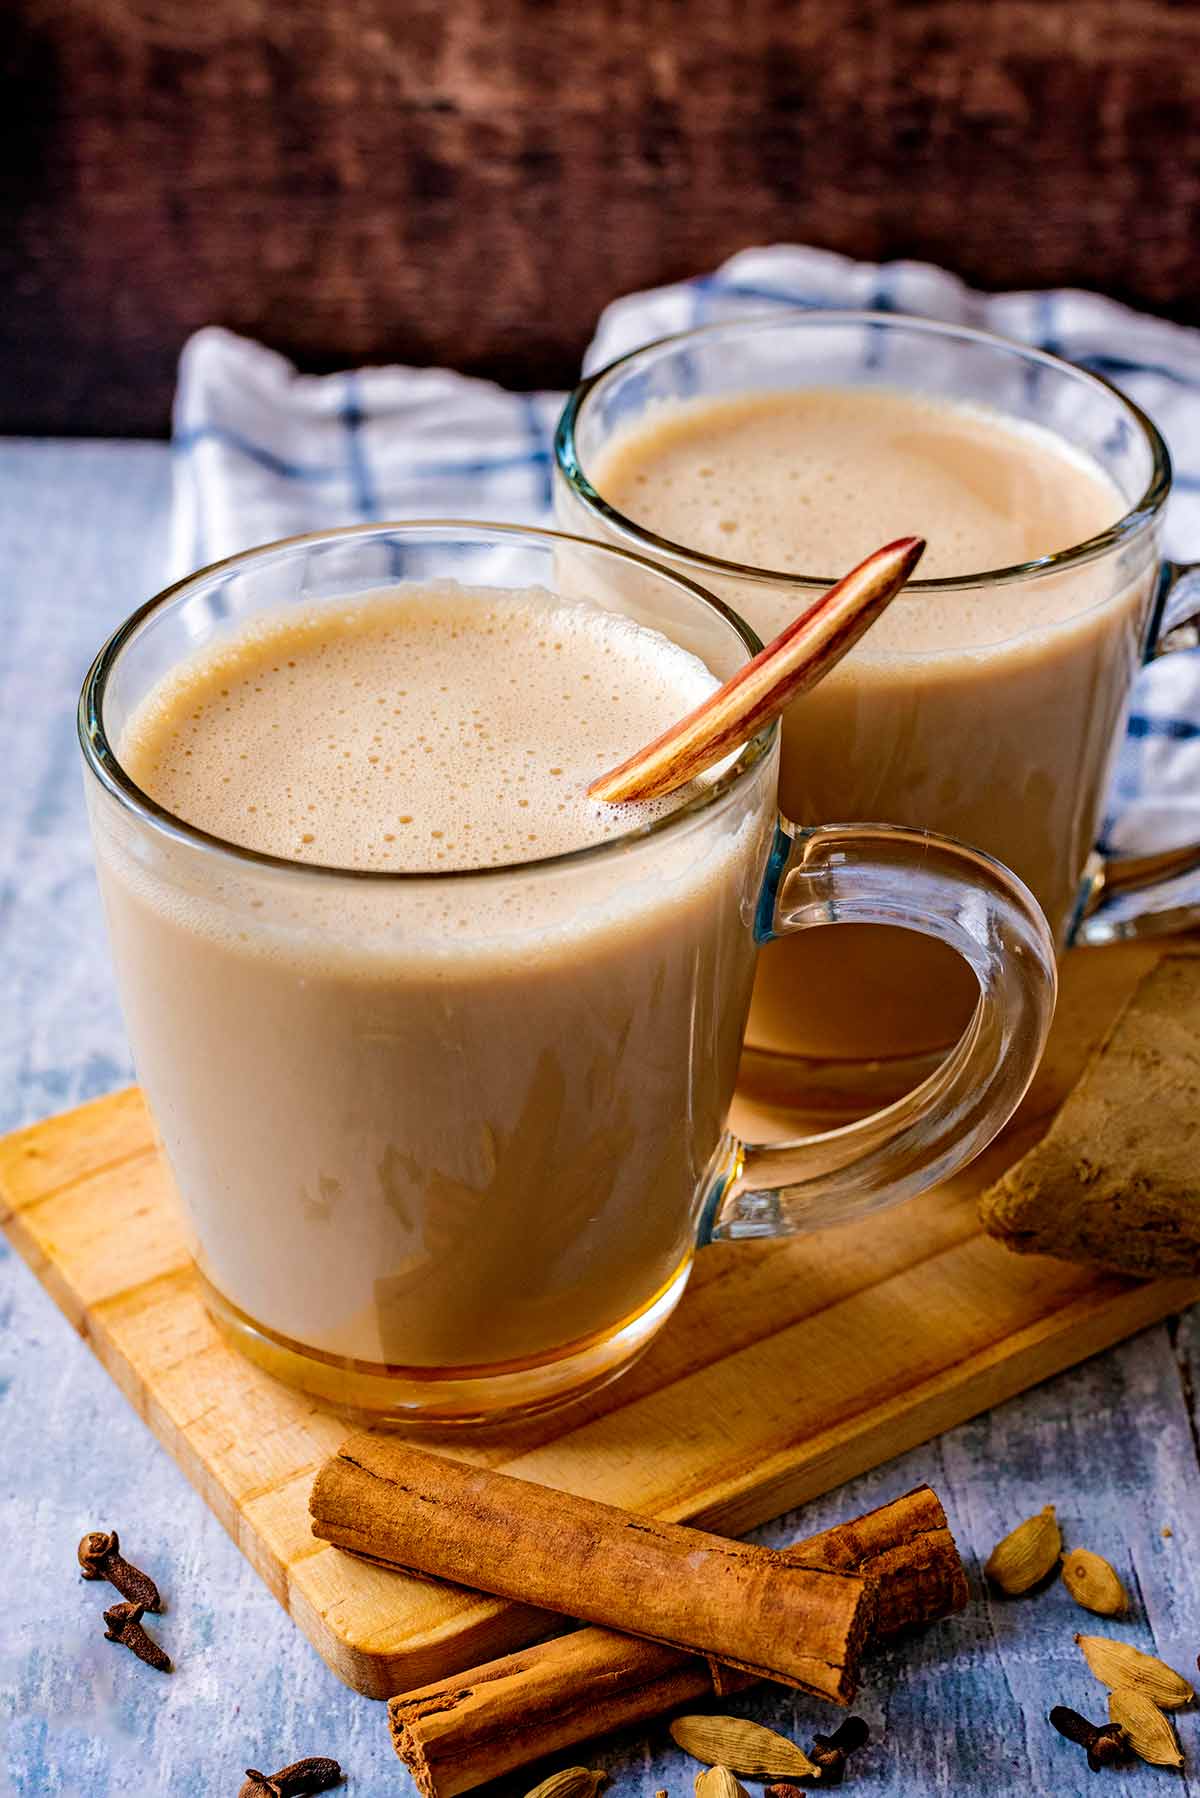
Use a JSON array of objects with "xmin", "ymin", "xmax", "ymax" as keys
[
  {"xmin": 387, "ymin": 1486, "xmax": 966, "ymax": 1798},
  {"xmin": 588, "ymin": 536, "xmax": 924, "ymax": 802},
  {"xmin": 310, "ymin": 1437, "xmax": 874, "ymax": 1701}
]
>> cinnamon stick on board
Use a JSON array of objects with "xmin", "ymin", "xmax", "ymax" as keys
[
  {"xmin": 310, "ymin": 1437, "xmax": 874, "ymax": 1702},
  {"xmin": 386, "ymin": 1485, "xmax": 966, "ymax": 1798}
]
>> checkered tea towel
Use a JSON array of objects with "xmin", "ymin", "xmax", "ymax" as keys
[{"xmin": 170, "ymin": 244, "xmax": 1200, "ymax": 931}]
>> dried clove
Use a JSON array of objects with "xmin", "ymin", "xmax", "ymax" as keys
[
  {"xmin": 102, "ymin": 1601, "xmax": 171, "ymax": 1672},
  {"xmin": 78, "ymin": 1528, "xmax": 162, "ymax": 1612},
  {"xmin": 1048, "ymin": 1706, "xmax": 1128, "ymax": 1772},
  {"xmin": 238, "ymin": 1758, "xmax": 343, "ymax": 1797},
  {"xmin": 807, "ymin": 1717, "xmax": 869, "ymax": 1786}
]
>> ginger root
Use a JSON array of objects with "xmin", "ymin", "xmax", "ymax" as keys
[{"xmin": 980, "ymin": 954, "xmax": 1200, "ymax": 1278}]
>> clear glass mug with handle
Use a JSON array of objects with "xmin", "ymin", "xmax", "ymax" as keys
[
  {"xmin": 80, "ymin": 522, "xmax": 1056, "ymax": 1424},
  {"xmin": 554, "ymin": 312, "xmax": 1200, "ymax": 1112}
]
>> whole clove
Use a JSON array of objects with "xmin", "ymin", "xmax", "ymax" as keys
[
  {"xmin": 238, "ymin": 1757, "xmax": 343, "ymax": 1796},
  {"xmin": 102, "ymin": 1601, "xmax": 171, "ymax": 1672},
  {"xmin": 807, "ymin": 1717, "xmax": 869, "ymax": 1786},
  {"xmin": 1048, "ymin": 1706, "xmax": 1128, "ymax": 1772},
  {"xmin": 78, "ymin": 1528, "xmax": 162, "ymax": 1612}
]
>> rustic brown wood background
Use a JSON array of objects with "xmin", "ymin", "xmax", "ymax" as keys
[{"xmin": 6, "ymin": 0, "xmax": 1200, "ymax": 437}]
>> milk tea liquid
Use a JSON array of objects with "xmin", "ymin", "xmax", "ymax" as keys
[
  {"xmin": 588, "ymin": 388, "xmax": 1148, "ymax": 1065},
  {"xmin": 97, "ymin": 585, "xmax": 769, "ymax": 1370}
]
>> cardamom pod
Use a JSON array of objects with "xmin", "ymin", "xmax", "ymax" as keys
[
  {"xmin": 671, "ymin": 1716, "xmax": 819, "ymax": 1781},
  {"xmin": 984, "ymin": 1504, "xmax": 1061, "ymax": 1595},
  {"xmin": 1061, "ymin": 1548, "xmax": 1128, "ymax": 1617},
  {"xmin": 694, "ymin": 1769, "xmax": 750, "ymax": 1798},
  {"xmin": 523, "ymin": 1769, "xmax": 607, "ymax": 1798},
  {"xmin": 1075, "ymin": 1635, "xmax": 1195, "ymax": 1708},
  {"xmin": 1108, "ymin": 1686, "xmax": 1184, "ymax": 1767}
]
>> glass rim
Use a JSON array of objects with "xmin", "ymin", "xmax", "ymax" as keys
[
  {"xmin": 554, "ymin": 309, "xmax": 1173, "ymax": 592},
  {"xmin": 78, "ymin": 517, "xmax": 775, "ymax": 885}
]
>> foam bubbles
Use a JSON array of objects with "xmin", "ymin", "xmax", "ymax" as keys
[
  {"xmin": 592, "ymin": 387, "xmax": 1126, "ymax": 651},
  {"xmin": 120, "ymin": 583, "xmax": 721, "ymax": 873}
]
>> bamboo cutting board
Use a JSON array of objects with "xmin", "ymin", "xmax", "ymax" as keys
[{"xmin": 2, "ymin": 937, "xmax": 1197, "ymax": 1700}]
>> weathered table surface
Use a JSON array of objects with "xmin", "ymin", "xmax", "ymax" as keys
[{"xmin": 3, "ymin": 438, "xmax": 1199, "ymax": 1797}]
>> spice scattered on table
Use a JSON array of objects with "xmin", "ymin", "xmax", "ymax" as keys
[
  {"xmin": 1061, "ymin": 1548, "xmax": 1127, "ymax": 1617},
  {"xmin": 668, "ymin": 1716, "xmax": 818, "ymax": 1780},
  {"xmin": 78, "ymin": 1527, "xmax": 163, "ymax": 1612},
  {"xmin": 102, "ymin": 1601, "xmax": 171, "ymax": 1672},
  {"xmin": 669, "ymin": 1713, "xmax": 868, "ymax": 1790},
  {"xmin": 693, "ymin": 1769, "xmax": 748, "ymax": 1798},
  {"xmin": 1108, "ymin": 1686, "xmax": 1184, "ymax": 1767},
  {"xmin": 238, "ymin": 1757, "xmax": 343, "ymax": 1796},
  {"xmin": 984, "ymin": 1503, "xmax": 1061, "ymax": 1594},
  {"xmin": 808, "ymin": 1717, "xmax": 870, "ymax": 1786},
  {"xmin": 979, "ymin": 1504, "xmax": 1197, "ymax": 1775},
  {"xmin": 1048, "ymin": 1706, "xmax": 1129, "ymax": 1771},
  {"xmin": 521, "ymin": 1771, "xmax": 606, "ymax": 1798},
  {"xmin": 1075, "ymin": 1634, "xmax": 1194, "ymax": 1707}
]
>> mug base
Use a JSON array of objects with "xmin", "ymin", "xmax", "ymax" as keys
[
  {"xmin": 201, "ymin": 1261, "xmax": 693, "ymax": 1427},
  {"xmin": 736, "ymin": 1039, "xmax": 950, "ymax": 1120}
]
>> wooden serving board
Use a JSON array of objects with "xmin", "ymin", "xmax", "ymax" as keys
[{"xmin": 3, "ymin": 937, "xmax": 1197, "ymax": 1700}]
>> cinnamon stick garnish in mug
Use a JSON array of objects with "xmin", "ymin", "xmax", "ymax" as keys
[
  {"xmin": 385, "ymin": 1485, "xmax": 966, "ymax": 1798},
  {"xmin": 310, "ymin": 1438, "xmax": 874, "ymax": 1701},
  {"xmin": 587, "ymin": 536, "xmax": 925, "ymax": 803}
]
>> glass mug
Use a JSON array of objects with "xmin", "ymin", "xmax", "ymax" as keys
[
  {"xmin": 554, "ymin": 313, "xmax": 1200, "ymax": 1112},
  {"xmin": 80, "ymin": 522, "xmax": 1055, "ymax": 1424}
]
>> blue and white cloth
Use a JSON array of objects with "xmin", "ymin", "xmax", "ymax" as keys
[{"xmin": 170, "ymin": 244, "xmax": 1200, "ymax": 931}]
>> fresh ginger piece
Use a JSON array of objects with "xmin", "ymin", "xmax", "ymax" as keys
[{"xmin": 980, "ymin": 954, "xmax": 1200, "ymax": 1277}]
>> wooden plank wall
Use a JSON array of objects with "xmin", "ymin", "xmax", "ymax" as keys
[{"xmin": 6, "ymin": 0, "xmax": 1200, "ymax": 435}]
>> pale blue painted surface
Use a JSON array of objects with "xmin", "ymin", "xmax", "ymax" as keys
[{"xmin": 1, "ymin": 439, "xmax": 1198, "ymax": 1796}]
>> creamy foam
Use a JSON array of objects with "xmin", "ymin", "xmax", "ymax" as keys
[
  {"xmin": 121, "ymin": 582, "xmax": 721, "ymax": 874},
  {"xmin": 592, "ymin": 387, "xmax": 1125, "ymax": 652}
]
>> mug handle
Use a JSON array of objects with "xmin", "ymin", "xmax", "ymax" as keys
[
  {"xmin": 699, "ymin": 819, "xmax": 1057, "ymax": 1243},
  {"xmin": 1074, "ymin": 557, "xmax": 1200, "ymax": 944}
]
